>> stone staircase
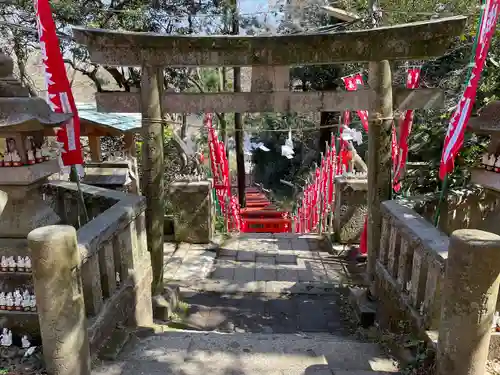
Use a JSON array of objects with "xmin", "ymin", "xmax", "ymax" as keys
[{"xmin": 92, "ymin": 234, "xmax": 400, "ymax": 374}]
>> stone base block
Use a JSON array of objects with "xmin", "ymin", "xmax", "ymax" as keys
[
  {"xmin": 349, "ymin": 287, "xmax": 376, "ymax": 328},
  {"xmin": 169, "ymin": 180, "xmax": 213, "ymax": 244},
  {"xmin": 333, "ymin": 176, "xmax": 367, "ymax": 244}
]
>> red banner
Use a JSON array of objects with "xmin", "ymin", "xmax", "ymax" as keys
[
  {"xmin": 205, "ymin": 113, "xmax": 241, "ymax": 231},
  {"xmin": 391, "ymin": 124, "xmax": 398, "ymax": 170},
  {"xmin": 343, "ymin": 75, "xmax": 369, "ymax": 132},
  {"xmin": 393, "ymin": 67, "xmax": 421, "ymax": 191},
  {"xmin": 35, "ymin": 0, "xmax": 83, "ymax": 165},
  {"xmin": 440, "ymin": 0, "xmax": 499, "ymax": 179}
]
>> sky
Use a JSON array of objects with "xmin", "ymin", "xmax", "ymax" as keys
[
  {"xmin": 238, "ymin": 0, "xmax": 283, "ymax": 32},
  {"xmin": 239, "ymin": 0, "xmax": 273, "ymax": 14}
]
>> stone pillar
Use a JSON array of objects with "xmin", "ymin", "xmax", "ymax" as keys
[
  {"xmin": 28, "ymin": 225, "xmax": 91, "ymax": 375},
  {"xmin": 140, "ymin": 66, "xmax": 165, "ymax": 295},
  {"xmin": 367, "ymin": 61, "xmax": 393, "ymax": 284},
  {"xmin": 333, "ymin": 176, "xmax": 368, "ymax": 244},
  {"xmin": 437, "ymin": 229, "xmax": 500, "ymax": 375},
  {"xmin": 170, "ymin": 179, "xmax": 213, "ymax": 244}
]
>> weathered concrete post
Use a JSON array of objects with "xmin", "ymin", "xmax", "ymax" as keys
[
  {"xmin": 367, "ymin": 61, "xmax": 393, "ymax": 286},
  {"xmin": 437, "ymin": 229, "xmax": 500, "ymax": 375},
  {"xmin": 28, "ymin": 225, "xmax": 91, "ymax": 375},
  {"xmin": 140, "ymin": 66, "xmax": 165, "ymax": 296}
]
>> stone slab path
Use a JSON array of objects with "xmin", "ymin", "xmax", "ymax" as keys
[
  {"xmin": 94, "ymin": 234, "xmax": 398, "ymax": 374},
  {"xmin": 163, "ymin": 233, "xmax": 365, "ymax": 292}
]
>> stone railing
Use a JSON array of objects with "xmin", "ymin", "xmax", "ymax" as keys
[
  {"xmin": 375, "ymin": 200, "xmax": 448, "ymax": 336},
  {"xmin": 39, "ymin": 181, "xmax": 153, "ymax": 354},
  {"xmin": 375, "ymin": 199, "xmax": 500, "ymax": 359}
]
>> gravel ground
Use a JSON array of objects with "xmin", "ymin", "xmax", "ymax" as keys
[{"xmin": 0, "ymin": 346, "xmax": 45, "ymax": 375}]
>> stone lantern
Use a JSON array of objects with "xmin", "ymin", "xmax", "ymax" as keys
[
  {"xmin": 0, "ymin": 51, "xmax": 72, "ymax": 336},
  {"xmin": 0, "ymin": 52, "xmax": 72, "ymax": 237}
]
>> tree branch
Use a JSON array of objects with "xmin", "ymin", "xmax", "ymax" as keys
[
  {"xmin": 186, "ymin": 74, "xmax": 226, "ymax": 126},
  {"xmin": 63, "ymin": 58, "xmax": 103, "ymax": 92},
  {"xmin": 104, "ymin": 66, "xmax": 129, "ymax": 91}
]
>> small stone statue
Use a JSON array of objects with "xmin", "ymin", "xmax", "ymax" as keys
[
  {"xmin": 35, "ymin": 147, "xmax": 43, "ymax": 163},
  {"xmin": 3, "ymin": 152, "xmax": 11, "ymax": 167},
  {"xmin": 42, "ymin": 143, "xmax": 50, "ymax": 161},
  {"xmin": 29, "ymin": 295, "xmax": 36, "ymax": 312},
  {"xmin": 21, "ymin": 291, "xmax": 30, "ymax": 311},
  {"xmin": 406, "ymin": 280, "xmax": 412, "ymax": 292},
  {"xmin": 23, "ymin": 346, "xmax": 36, "ymax": 358},
  {"xmin": 7, "ymin": 256, "xmax": 16, "ymax": 272},
  {"xmin": 21, "ymin": 335, "xmax": 31, "ymax": 349},
  {"xmin": 0, "ymin": 328, "xmax": 12, "ymax": 347},
  {"xmin": 0, "ymin": 256, "xmax": 7, "ymax": 271},
  {"xmin": 14, "ymin": 289, "xmax": 22, "ymax": 310},
  {"xmin": 0, "ymin": 292, "xmax": 5, "ymax": 310},
  {"xmin": 495, "ymin": 156, "xmax": 500, "ymax": 173},
  {"xmin": 26, "ymin": 148, "xmax": 36, "ymax": 165},
  {"xmin": 488, "ymin": 154, "xmax": 496, "ymax": 171},
  {"xmin": 11, "ymin": 149, "xmax": 22, "ymax": 167},
  {"xmin": 5, "ymin": 292, "xmax": 13, "ymax": 310},
  {"xmin": 16, "ymin": 256, "xmax": 25, "ymax": 272},
  {"xmin": 482, "ymin": 153, "xmax": 490, "ymax": 169},
  {"xmin": 24, "ymin": 256, "xmax": 31, "ymax": 272}
]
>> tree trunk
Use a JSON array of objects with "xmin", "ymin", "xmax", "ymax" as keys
[
  {"xmin": 231, "ymin": 0, "xmax": 246, "ymax": 207},
  {"xmin": 320, "ymin": 111, "xmax": 338, "ymax": 155}
]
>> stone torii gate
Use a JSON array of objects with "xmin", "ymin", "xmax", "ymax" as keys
[{"xmin": 73, "ymin": 16, "xmax": 466, "ymax": 295}]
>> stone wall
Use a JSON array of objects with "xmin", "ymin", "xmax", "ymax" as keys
[
  {"xmin": 169, "ymin": 179, "xmax": 213, "ymax": 244},
  {"xmin": 42, "ymin": 181, "xmax": 118, "ymax": 228},
  {"xmin": 403, "ymin": 186, "xmax": 500, "ymax": 236},
  {"xmin": 333, "ymin": 176, "xmax": 368, "ymax": 244}
]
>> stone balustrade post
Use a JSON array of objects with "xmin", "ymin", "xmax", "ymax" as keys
[
  {"xmin": 28, "ymin": 225, "xmax": 91, "ymax": 375},
  {"xmin": 437, "ymin": 229, "xmax": 500, "ymax": 375}
]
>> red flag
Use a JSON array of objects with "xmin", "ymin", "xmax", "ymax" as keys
[
  {"xmin": 391, "ymin": 124, "xmax": 398, "ymax": 168},
  {"xmin": 35, "ymin": 0, "xmax": 83, "ymax": 165},
  {"xmin": 329, "ymin": 138, "xmax": 337, "ymax": 204},
  {"xmin": 343, "ymin": 75, "xmax": 369, "ymax": 132},
  {"xmin": 440, "ymin": 0, "xmax": 500, "ymax": 179},
  {"xmin": 359, "ymin": 217, "xmax": 368, "ymax": 256},
  {"xmin": 393, "ymin": 67, "xmax": 421, "ymax": 192},
  {"xmin": 205, "ymin": 114, "xmax": 225, "ymax": 213}
]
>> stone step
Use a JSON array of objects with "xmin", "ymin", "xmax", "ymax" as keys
[
  {"xmin": 333, "ymin": 372, "xmax": 401, "ymax": 375},
  {"xmin": 173, "ymin": 290, "xmax": 347, "ymax": 334},
  {"xmin": 171, "ymin": 279, "xmax": 344, "ymax": 295},
  {"xmin": 91, "ymin": 331, "xmax": 399, "ymax": 375}
]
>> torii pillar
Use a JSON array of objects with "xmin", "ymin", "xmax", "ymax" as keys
[{"xmin": 366, "ymin": 61, "xmax": 393, "ymax": 290}]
